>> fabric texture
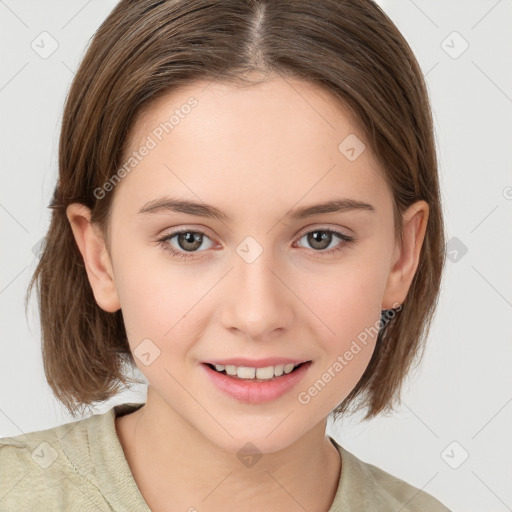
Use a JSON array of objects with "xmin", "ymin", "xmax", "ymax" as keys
[{"xmin": 0, "ymin": 402, "xmax": 451, "ymax": 511}]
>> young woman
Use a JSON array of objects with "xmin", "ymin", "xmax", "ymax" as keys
[{"xmin": 0, "ymin": 1, "xmax": 449, "ymax": 510}]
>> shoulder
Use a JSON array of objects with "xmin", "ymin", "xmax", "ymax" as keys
[
  {"xmin": 0, "ymin": 408, "xmax": 113, "ymax": 511},
  {"xmin": 329, "ymin": 437, "xmax": 451, "ymax": 511}
]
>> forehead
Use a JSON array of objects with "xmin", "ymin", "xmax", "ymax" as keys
[
  {"xmin": 131, "ymin": 75, "xmax": 368, "ymax": 156},
  {"xmin": 114, "ymin": 76, "xmax": 390, "ymax": 219}
]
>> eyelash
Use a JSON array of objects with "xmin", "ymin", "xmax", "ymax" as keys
[{"xmin": 156, "ymin": 227, "xmax": 355, "ymax": 261}]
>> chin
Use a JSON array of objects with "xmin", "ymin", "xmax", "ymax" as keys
[{"xmin": 197, "ymin": 416, "xmax": 314, "ymax": 456}]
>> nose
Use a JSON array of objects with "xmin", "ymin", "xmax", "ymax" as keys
[{"xmin": 219, "ymin": 244, "xmax": 295, "ymax": 341}]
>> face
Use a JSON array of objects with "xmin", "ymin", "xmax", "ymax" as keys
[{"xmin": 82, "ymin": 75, "xmax": 421, "ymax": 454}]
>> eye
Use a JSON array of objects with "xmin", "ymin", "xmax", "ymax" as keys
[
  {"xmin": 294, "ymin": 228, "xmax": 354, "ymax": 256},
  {"xmin": 156, "ymin": 229, "xmax": 215, "ymax": 260},
  {"xmin": 156, "ymin": 226, "xmax": 355, "ymax": 261}
]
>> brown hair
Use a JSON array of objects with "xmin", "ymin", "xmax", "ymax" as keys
[{"xmin": 27, "ymin": 0, "xmax": 446, "ymax": 419}]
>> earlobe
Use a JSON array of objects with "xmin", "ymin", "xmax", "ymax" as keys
[
  {"xmin": 66, "ymin": 203, "xmax": 121, "ymax": 313},
  {"xmin": 382, "ymin": 200, "xmax": 429, "ymax": 309}
]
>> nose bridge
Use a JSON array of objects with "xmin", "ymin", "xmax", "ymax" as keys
[{"xmin": 221, "ymin": 235, "xmax": 293, "ymax": 338}]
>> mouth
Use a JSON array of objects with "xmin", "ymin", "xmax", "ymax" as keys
[
  {"xmin": 201, "ymin": 360, "xmax": 313, "ymax": 404},
  {"xmin": 203, "ymin": 361, "xmax": 311, "ymax": 382}
]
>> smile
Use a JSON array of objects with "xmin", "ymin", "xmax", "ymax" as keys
[
  {"xmin": 201, "ymin": 361, "xmax": 312, "ymax": 404},
  {"xmin": 206, "ymin": 362, "xmax": 307, "ymax": 381}
]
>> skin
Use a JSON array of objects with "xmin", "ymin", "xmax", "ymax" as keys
[{"xmin": 67, "ymin": 73, "xmax": 428, "ymax": 511}]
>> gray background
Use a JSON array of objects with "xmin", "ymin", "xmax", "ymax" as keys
[{"xmin": 1, "ymin": 1, "xmax": 511, "ymax": 511}]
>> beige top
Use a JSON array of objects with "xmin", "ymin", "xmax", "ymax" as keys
[{"xmin": 0, "ymin": 402, "xmax": 450, "ymax": 511}]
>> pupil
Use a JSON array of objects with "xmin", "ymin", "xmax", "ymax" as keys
[
  {"xmin": 179, "ymin": 232, "xmax": 202, "ymax": 251},
  {"xmin": 309, "ymin": 231, "xmax": 331, "ymax": 250}
]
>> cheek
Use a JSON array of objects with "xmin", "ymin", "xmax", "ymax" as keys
[
  {"xmin": 294, "ymin": 258, "xmax": 387, "ymax": 405},
  {"xmin": 112, "ymin": 241, "xmax": 202, "ymax": 351},
  {"xmin": 113, "ymin": 261, "xmax": 213, "ymax": 389},
  {"xmin": 303, "ymin": 255, "xmax": 386, "ymax": 341}
]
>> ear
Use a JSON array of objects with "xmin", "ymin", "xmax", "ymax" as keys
[
  {"xmin": 66, "ymin": 203, "xmax": 121, "ymax": 313},
  {"xmin": 382, "ymin": 200, "xmax": 429, "ymax": 309}
]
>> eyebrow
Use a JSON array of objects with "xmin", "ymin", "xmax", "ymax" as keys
[{"xmin": 137, "ymin": 196, "xmax": 376, "ymax": 221}]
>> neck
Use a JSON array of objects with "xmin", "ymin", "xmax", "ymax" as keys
[{"xmin": 115, "ymin": 386, "xmax": 342, "ymax": 512}]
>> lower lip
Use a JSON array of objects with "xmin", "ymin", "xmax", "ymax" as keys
[{"xmin": 201, "ymin": 362, "xmax": 312, "ymax": 404}]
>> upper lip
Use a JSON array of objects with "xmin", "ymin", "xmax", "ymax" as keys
[{"xmin": 203, "ymin": 358, "xmax": 311, "ymax": 368}]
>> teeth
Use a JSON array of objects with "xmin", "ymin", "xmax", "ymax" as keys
[
  {"xmin": 237, "ymin": 367, "xmax": 256, "ymax": 379},
  {"xmin": 225, "ymin": 365, "xmax": 237, "ymax": 376},
  {"xmin": 256, "ymin": 366, "xmax": 274, "ymax": 379},
  {"xmin": 284, "ymin": 363, "xmax": 295, "ymax": 374},
  {"xmin": 212, "ymin": 362, "xmax": 303, "ymax": 380}
]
